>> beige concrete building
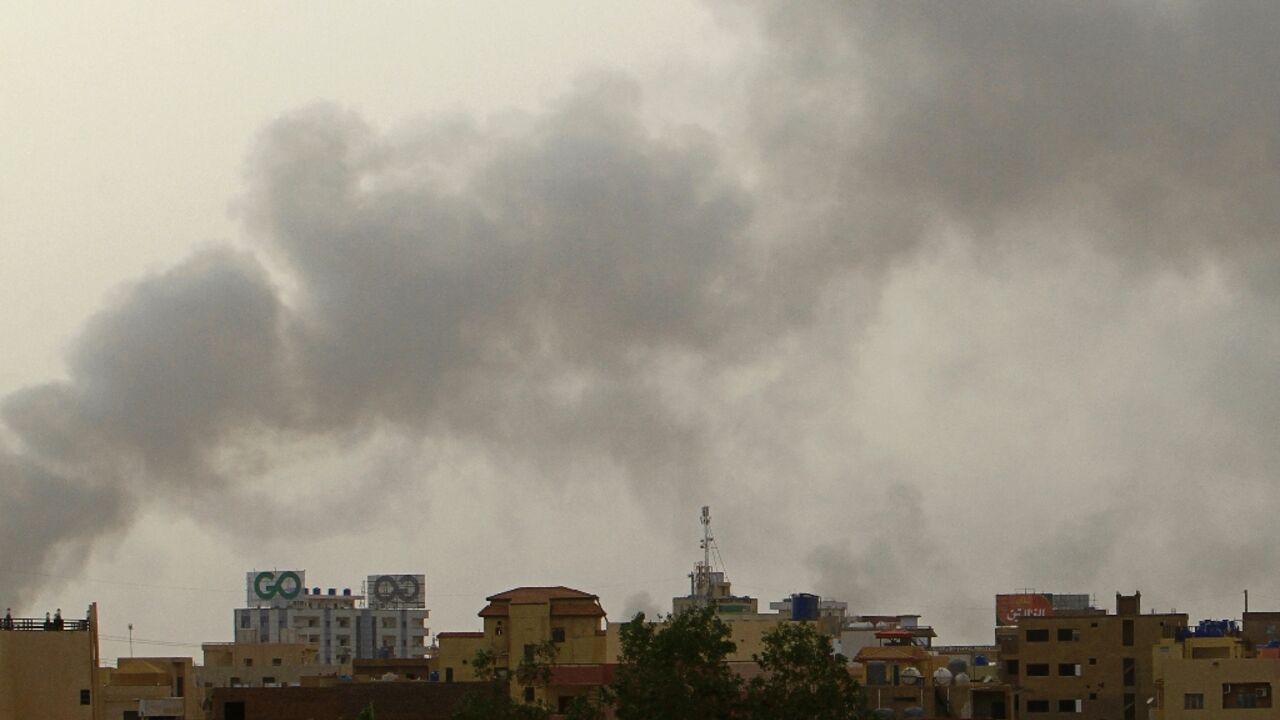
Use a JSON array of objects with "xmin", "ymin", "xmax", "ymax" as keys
[
  {"xmin": 0, "ymin": 604, "xmax": 101, "ymax": 720},
  {"xmin": 198, "ymin": 641, "xmax": 349, "ymax": 690},
  {"xmin": 99, "ymin": 656, "xmax": 200, "ymax": 720},
  {"xmin": 1004, "ymin": 592, "xmax": 1186, "ymax": 720},
  {"xmin": 435, "ymin": 586, "xmax": 608, "ymax": 710},
  {"xmin": 604, "ymin": 612, "xmax": 790, "ymax": 664},
  {"xmin": 1152, "ymin": 631, "xmax": 1280, "ymax": 718}
]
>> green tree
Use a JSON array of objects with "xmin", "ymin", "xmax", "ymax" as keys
[
  {"xmin": 450, "ymin": 643, "xmax": 558, "ymax": 720},
  {"xmin": 612, "ymin": 606, "xmax": 743, "ymax": 720},
  {"xmin": 357, "ymin": 703, "xmax": 376, "ymax": 720},
  {"xmin": 743, "ymin": 622, "xmax": 869, "ymax": 720},
  {"xmin": 564, "ymin": 692, "xmax": 611, "ymax": 720}
]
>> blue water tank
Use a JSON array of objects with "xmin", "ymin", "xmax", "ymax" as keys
[
  {"xmin": 974, "ymin": 655, "xmax": 989, "ymax": 666},
  {"xmin": 791, "ymin": 593, "xmax": 820, "ymax": 621}
]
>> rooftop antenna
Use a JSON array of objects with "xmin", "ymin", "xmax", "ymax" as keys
[
  {"xmin": 128, "ymin": 623, "xmax": 134, "ymax": 658},
  {"xmin": 701, "ymin": 506, "xmax": 712, "ymax": 605}
]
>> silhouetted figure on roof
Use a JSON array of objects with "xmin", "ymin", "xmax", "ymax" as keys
[
  {"xmin": 53, "ymin": 608, "xmax": 64, "ymax": 630},
  {"xmin": 2, "ymin": 609, "xmax": 12, "ymax": 630},
  {"xmin": 43, "ymin": 612, "xmax": 52, "ymax": 630}
]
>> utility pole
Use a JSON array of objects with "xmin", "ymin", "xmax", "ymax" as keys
[
  {"xmin": 128, "ymin": 623, "xmax": 134, "ymax": 658},
  {"xmin": 1245, "ymin": 589, "xmax": 1249, "ymax": 614}
]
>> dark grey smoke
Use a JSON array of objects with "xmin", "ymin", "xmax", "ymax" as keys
[
  {"xmin": 3, "ymin": 3, "xmax": 1280, "ymax": 642},
  {"xmin": 1, "ymin": 75, "xmax": 754, "ymax": 604},
  {"xmin": 734, "ymin": 0, "xmax": 1280, "ymax": 634}
]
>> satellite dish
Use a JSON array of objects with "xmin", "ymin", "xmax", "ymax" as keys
[
  {"xmin": 933, "ymin": 667, "xmax": 953, "ymax": 686},
  {"xmin": 901, "ymin": 666, "xmax": 923, "ymax": 685},
  {"xmin": 954, "ymin": 672, "xmax": 971, "ymax": 686}
]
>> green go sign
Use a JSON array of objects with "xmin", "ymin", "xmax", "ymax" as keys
[{"xmin": 253, "ymin": 571, "xmax": 302, "ymax": 600}]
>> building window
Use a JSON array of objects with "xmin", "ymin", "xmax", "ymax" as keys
[
  {"xmin": 1122, "ymin": 619, "xmax": 1135, "ymax": 646},
  {"xmin": 272, "ymin": 657, "xmax": 282, "ymax": 666},
  {"xmin": 1058, "ymin": 663, "xmax": 1081, "ymax": 676},
  {"xmin": 1122, "ymin": 658, "xmax": 1135, "ymax": 687},
  {"xmin": 524, "ymin": 687, "xmax": 535, "ymax": 702},
  {"xmin": 1026, "ymin": 629, "xmax": 1050, "ymax": 642},
  {"xmin": 1027, "ymin": 699, "xmax": 1050, "ymax": 713},
  {"xmin": 524, "ymin": 644, "xmax": 536, "ymax": 662},
  {"xmin": 263, "ymin": 676, "xmax": 275, "ymax": 685},
  {"xmin": 1222, "ymin": 682, "xmax": 1271, "ymax": 709},
  {"xmin": 1058, "ymin": 699, "xmax": 1082, "ymax": 713},
  {"xmin": 1089, "ymin": 657, "xmax": 1097, "ymax": 665},
  {"xmin": 1026, "ymin": 664, "xmax": 1050, "ymax": 677},
  {"xmin": 1185, "ymin": 693, "xmax": 1204, "ymax": 709},
  {"xmin": 445, "ymin": 668, "xmax": 453, "ymax": 683},
  {"xmin": 1057, "ymin": 628, "xmax": 1079, "ymax": 641},
  {"xmin": 1005, "ymin": 660, "xmax": 1019, "ymax": 676},
  {"xmin": 240, "ymin": 613, "xmax": 250, "ymax": 629},
  {"xmin": 551, "ymin": 627, "xmax": 566, "ymax": 643},
  {"xmin": 80, "ymin": 689, "xmax": 91, "ymax": 705},
  {"xmin": 1124, "ymin": 692, "xmax": 1136, "ymax": 720},
  {"xmin": 244, "ymin": 658, "xmax": 253, "ymax": 667}
]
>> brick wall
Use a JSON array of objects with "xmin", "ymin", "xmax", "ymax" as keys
[{"xmin": 211, "ymin": 681, "xmax": 497, "ymax": 720}]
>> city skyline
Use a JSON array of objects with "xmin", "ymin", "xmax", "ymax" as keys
[{"xmin": 3, "ymin": 1, "xmax": 1279, "ymax": 660}]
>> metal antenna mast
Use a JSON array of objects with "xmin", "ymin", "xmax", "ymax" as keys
[{"xmin": 700, "ymin": 506, "xmax": 713, "ymax": 606}]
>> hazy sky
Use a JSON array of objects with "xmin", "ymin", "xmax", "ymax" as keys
[{"xmin": 3, "ymin": 1, "xmax": 1279, "ymax": 662}]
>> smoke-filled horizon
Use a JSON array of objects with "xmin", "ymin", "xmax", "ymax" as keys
[{"xmin": 3, "ymin": 1, "xmax": 1279, "ymax": 645}]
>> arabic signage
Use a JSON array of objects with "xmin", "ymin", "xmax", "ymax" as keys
[{"xmin": 996, "ymin": 593, "xmax": 1054, "ymax": 626}]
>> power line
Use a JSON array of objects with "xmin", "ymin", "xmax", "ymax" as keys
[
  {"xmin": 100, "ymin": 634, "xmax": 205, "ymax": 649},
  {"xmin": 0, "ymin": 566, "xmax": 239, "ymax": 595}
]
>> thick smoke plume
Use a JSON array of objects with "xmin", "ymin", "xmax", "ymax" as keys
[{"xmin": 3, "ymin": 2, "xmax": 1280, "ymax": 640}]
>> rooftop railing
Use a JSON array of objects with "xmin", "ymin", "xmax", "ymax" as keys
[{"xmin": 1, "ymin": 616, "xmax": 91, "ymax": 631}]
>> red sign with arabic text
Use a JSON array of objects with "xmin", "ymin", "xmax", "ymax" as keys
[{"xmin": 996, "ymin": 593, "xmax": 1054, "ymax": 626}]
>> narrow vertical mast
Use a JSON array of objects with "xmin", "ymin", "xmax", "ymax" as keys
[{"xmin": 701, "ymin": 505, "xmax": 713, "ymax": 606}]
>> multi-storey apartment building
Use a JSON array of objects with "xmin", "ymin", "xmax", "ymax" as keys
[
  {"xmin": 1002, "ymin": 592, "xmax": 1186, "ymax": 720},
  {"xmin": 233, "ymin": 570, "xmax": 429, "ymax": 665},
  {"xmin": 1152, "ymin": 621, "xmax": 1279, "ymax": 719}
]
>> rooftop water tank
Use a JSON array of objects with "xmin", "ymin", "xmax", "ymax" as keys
[{"xmin": 792, "ymin": 593, "xmax": 820, "ymax": 621}]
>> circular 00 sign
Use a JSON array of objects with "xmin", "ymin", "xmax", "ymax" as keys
[
  {"xmin": 373, "ymin": 575, "xmax": 420, "ymax": 603},
  {"xmin": 254, "ymin": 571, "xmax": 303, "ymax": 600}
]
